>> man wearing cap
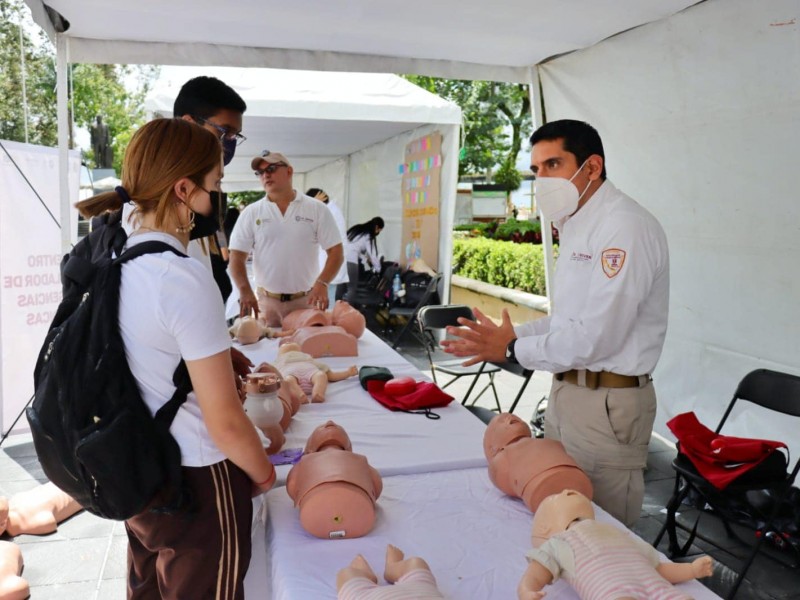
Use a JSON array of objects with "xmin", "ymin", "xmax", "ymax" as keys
[{"xmin": 228, "ymin": 151, "xmax": 344, "ymax": 326}]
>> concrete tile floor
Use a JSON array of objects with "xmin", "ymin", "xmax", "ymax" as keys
[{"xmin": 0, "ymin": 334, "xmax": 797, "ymax": 598}]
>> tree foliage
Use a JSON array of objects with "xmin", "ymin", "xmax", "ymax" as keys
[
  {"xmin": 0, "ymin": 0, "xmax": 158, "ymax": 172},
  {"xmin": 71, "ymin": 63, "xmax": 158, "ymax": 172},
  {"xmin": 404, "ymin": 76, "xmax": 531, "ymax": 182},
  {"xmin": 0, "ymin": 0, "xmax": 58, "ymax": 146}
]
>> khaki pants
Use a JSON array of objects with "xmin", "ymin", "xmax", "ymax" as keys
[
  {"xmin": 257, "ymin": 289, "xmax": 313, "ymax": 327},
  {"xmin": 544, "ymin": 377, "xmax": 657, "ymax": 526}
]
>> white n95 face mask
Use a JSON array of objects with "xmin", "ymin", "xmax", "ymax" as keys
[{"xmin": 534, "ymin": 160, "xmax": 591, "ymax": 222}]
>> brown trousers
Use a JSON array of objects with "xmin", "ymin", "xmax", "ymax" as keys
[
  {"xmin": 544, "ymin": 377, "xmax": 657, "ymax": 527},
  {"xmin": 126, "ymin": 461, "xmax": 253, "ymax": 600}
]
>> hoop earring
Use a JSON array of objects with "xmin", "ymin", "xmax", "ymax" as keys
[{"xmin": 175, "ymin": 209, "xmax": 196, "ymax": 234}]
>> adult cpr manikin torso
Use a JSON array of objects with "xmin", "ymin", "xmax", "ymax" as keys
[{"xmin": 483, "ymin": 413, "xmax": 593, "ymax": 511}]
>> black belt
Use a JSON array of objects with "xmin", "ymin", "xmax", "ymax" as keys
[{"xmin": 259, "ymin": 289, "xmax": 309, "ymax": 302}]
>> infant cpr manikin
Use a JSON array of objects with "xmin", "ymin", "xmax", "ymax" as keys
[{"xmin": 286, "ymin": 421, "xmax": 382, "ymax": 539}]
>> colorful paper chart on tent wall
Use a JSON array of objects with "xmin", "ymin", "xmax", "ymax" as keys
[{"xmin": 398, "ymin": 132, "xmax": 442, "ymax": 269}]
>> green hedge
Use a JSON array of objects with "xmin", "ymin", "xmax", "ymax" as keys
[
  {"xmin": 454, "ymin": 219, "xmax": 543, "ymax": 244},
  {"xmin": 452, "ymin": 237, "xmax": 556, "ymax": 296}
]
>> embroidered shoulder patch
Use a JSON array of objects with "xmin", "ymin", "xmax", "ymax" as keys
[{"xmin": 601, "ymin": 248, "xmax": 626, "ymax": 278}]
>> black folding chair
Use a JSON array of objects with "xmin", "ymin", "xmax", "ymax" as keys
[
  {"xmin": 489, "ymin": 360, "xmax": 534, "ymax": 415},
  {"xmin": 417, "ymin": 305, "xmax": 503, "ymax": 413},
  {"xmin": 343, "ymin": 262, "xmax": 392, "ymax": 336},
  {"xmin": 652, "ymin": 369, "xmax": 800, "ymax": 599},
  {"xmin": 344, "ymin": 262, "xmax": 386, "ymax": 307},
  {"xmin": 386, "ymin": 273, "xmax": 442, "ymax": 349}
]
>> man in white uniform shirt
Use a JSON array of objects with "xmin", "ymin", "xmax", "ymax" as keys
[
  {"xmin": 443, "ymin": 120, "xmax": 669, "ymax": 526},
  {"xmin": 228, "ymin": 151, "xmax": 343, "ymax": 326}
]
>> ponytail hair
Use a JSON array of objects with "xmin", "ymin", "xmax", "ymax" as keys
[{"xmin": 75, "ymin": 118, "xmax": 221, "ymax": 228}]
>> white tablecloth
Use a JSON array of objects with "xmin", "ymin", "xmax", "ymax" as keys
[
  {"xmin": 249, "ymin": 467, "xmax": 721, "ymax": 600},
  {"xmin": 240, "ymin": 329, "xmax": 720, "ymax": 600},
  {"xmin": 237, "ymin": 330, "xmax": 488, "ymax": 484}
]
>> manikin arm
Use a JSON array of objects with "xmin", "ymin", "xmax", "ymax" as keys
[
  {"xmin": 326, "ymin": 366, "xmax": 358, "ymax": 383},
  {"xmin": 517, "ymin": 560, "xmax": 553, "ymax": 599},
  {"xmin": 657, "ymin": 556, "xmax": 714, "ymax": 583}
]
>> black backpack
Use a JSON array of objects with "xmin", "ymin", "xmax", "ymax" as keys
[{"xmin": 28, "ymin": 237, "xmax": 193, "ymax": 521}]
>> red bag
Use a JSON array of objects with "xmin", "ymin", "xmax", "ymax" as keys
[
  {"xmin": 667, "ymin": 412, "xmax": 787, "ymax": 490},
  {"xmin": 366, "ymin": 379, "xmax": 454, "ymax": 419}
]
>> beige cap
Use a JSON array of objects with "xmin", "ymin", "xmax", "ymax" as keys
[{"xmin": 251, "ymin": 150, "xmax": 292, "ymax": 171}]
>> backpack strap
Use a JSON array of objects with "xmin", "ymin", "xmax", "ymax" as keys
[
  {"xmin": 155, "ymin": 360, "xmax": 193, "ymax": 426},
  {"xmin": 114, "ymin": 240, "xmax": 188, "ymax": 264},
  {"xmin": 115, "ymin": 240, "xmax": 194, "ymax": 427}
]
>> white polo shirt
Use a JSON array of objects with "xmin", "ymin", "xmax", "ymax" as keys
[
  {"xmin": 514, "ymin": 180, "xmax": 669, "ymax": 376},
  {"xmin": 229, "ymin": 191, "xmax": 341, "ymax": 293},
  {"xmin": 118, "ymin": 232, "xmax": 231, "ymax": 467}
]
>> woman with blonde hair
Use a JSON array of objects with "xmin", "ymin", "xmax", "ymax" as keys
[{"xmin": 77, "ymin": 118, "xmax": 275, "ymax": 600}]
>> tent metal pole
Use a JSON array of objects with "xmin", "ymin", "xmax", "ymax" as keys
[
  {"xmin": 439, "ymin": 125, "xmax": 460, "ymax": 305},
  {"xmin": 19, "ymin": 22, "xmax": 29, "ymax": 144},
  {"xmin": 57, "ymin": 33, "xmax": 70, "ymax": 253},
  {"xmin": 527, "ymin": 65, "xmax": 553, "ymax": 311},
  {"xmin": 343, "ymin": 155, "xmax": 351, "ymax": 225}
]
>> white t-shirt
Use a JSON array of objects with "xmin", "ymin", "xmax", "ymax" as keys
[
  {"xmin": 228, "ymin": 191, "xmax": 342, "ymax": 293},
  {"xmin": 318, "ymin": 202, "xmax": 349, "ymax": 285},
  {"xmin": 118, "ymin": 232, "xmax": 231, "ymax": 467},
  {"xmin": 514, "ymin": 180, "xmax": 669, "ymax": 376},
  {"xmin": 121, "ymin": 202, "xmax": 213, "ymax": 273},
  {"xmin": 345, "ymin": 233, "xmax": 382, "ymax": 272}
]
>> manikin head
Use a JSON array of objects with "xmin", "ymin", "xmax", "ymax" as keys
[
  {"xmin": 0, "ymin": 497, "xmax": 8, "ymax": 536},
  {"xmin": 305, "ymin": 421, "xmax": 352, "ymax": 453},
  {"xmin": 235, "ymin": 316, "xmax": 265, "ymax": 345},
  {"xmin": 332, "ymin": 301, "xmax": 366, "ymax": 338},
  {"xmin": 483, "ymin": 413, "xmax": 532, "ymax": 459},
  {"xmin": 531, "ymin": 489, "xmax": 595, "ymax": 548}
]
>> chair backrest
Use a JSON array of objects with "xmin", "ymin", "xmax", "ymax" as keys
[
  {"xmin": 417, "ymin": 304, "xmax": 474, "ymax": 331},
  {"xmin": 718, "ymin": 369, "xmax": 800, "ymax": 432}
]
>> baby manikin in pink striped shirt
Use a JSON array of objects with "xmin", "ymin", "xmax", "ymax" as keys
[
  {"xmin": 336, "ymin": 545, "xmax": 444, "ymax": 599},
  {"xmin": 518, "ymin": 490, "xmax": 714, "ymax": 599}
]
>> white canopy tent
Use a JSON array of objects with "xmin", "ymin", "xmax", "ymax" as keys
[
  {"xmin": 23, "ymin": 0, "xmax": 800, "ymax": 453},
  {"xmin": 145, "ymin": 65, "xmax": 462, "ymax": 280},
  {"xmin": 144, "ymin": 65, "xmax": 461, "ymax": 191}
]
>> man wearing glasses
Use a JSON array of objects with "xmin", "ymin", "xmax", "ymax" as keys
[
  {"xmin": 228, "ymin": 151, "xmax": 343, "ymax": 326},
  {"xmin": 173, "ymin": 76, "xmax": 253, "ymax": 379},
  {"xmin": 174, "ymin": 76, "xmax": 247, "ymax": 167}
]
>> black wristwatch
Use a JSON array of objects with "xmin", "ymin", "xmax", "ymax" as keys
[{"xmin": 505, "ymin": 339, "xmax": 518, "ymax": 364}]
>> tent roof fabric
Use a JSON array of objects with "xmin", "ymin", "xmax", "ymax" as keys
[
  {"xmin": 26, "ymin": 0, "xmax": 699, "ymax": 83},
  {"xmin": 145, "ymin": 66, "xmax": 461, "ymax": 188}
]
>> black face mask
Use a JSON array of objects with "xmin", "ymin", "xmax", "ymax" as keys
[
  {"xmin": 222, "ymin": 138, "xmax": 237, "ymax": 166},
  {"xmin": 189, "ymin": 190, "xmax": 227, "ymax": 240}
]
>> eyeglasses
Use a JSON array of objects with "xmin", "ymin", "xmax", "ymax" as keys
[
  {"xmin": 192, "ymin": 115, "xmax": 247, "ymax": 146},
  {"xmin": 254, "ymin": 164, "xmax": 288, "ymax": 177}
]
